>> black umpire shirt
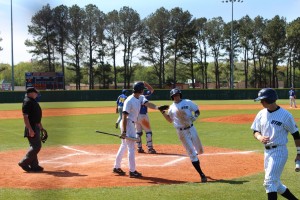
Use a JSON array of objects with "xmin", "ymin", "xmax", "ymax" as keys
[{"xmin": 22, "ymin": 96, "xmax": 42, "ymax": 131}]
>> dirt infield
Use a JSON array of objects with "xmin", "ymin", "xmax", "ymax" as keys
[
  {"xmin": 0, "ymin": 104, "xmax": 273, "ymax": 189},
  {"xmin": 1, "ymin": 144, "xmax": 263, "ymax": 189}
]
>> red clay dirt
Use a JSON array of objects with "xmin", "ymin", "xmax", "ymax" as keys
[
  {"xmin": 1, "ymin": 104, "xmax": 284, "ymax": 189},
  {"xmin": 1, "ymin": 145, "xmax": 263, "ymax": 189}
]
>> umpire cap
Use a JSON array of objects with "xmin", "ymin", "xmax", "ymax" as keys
[
  {"xmin": 133, "ymin": 82, "xmax": 146, "ymax": 93},
  {"xmin": 254, "ymin": 88, "xmax": 278, "ymax": 104},
  {"xmin": 170, "ymin": 88, "xmax": 182, "ymax": 100},
  {"xmin": 26, "ymin": 87, "xmax": 38, "ymax": 94}
]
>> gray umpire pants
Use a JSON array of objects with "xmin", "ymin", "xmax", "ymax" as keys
[{"xmin": 19, "ymin": 126, "xmax": 42, "ymax": 168}]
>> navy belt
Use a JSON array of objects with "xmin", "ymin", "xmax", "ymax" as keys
[
  {"xmin": 265, "ymin": 145, "xmax": 277, "ymax": 150},
  {"xmin": 179, "ymin": 124, "xmax": 193, "ymax": 131}
]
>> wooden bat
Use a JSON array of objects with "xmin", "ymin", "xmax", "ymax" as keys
[{"xmin": 95, "ymin": 130, "xmax": 138, "ymax": 142}]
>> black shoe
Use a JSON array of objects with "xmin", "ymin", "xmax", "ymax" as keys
[
  {"xmin": 200, "ymin": 174, "xmax": 207, "ymax": 183},
  {"xmin": 148, "ymin": 148, "xmax": 157, "ymax": 154},
  {"xmin": 129, "ymin": 170, "xmax": 142, "ymax": 178},
  {"xmin": 115, "ymin": 123, "xmax": 118, "ymax": 129},
  {"xmin": 31, "ymin": 165, "xmax": 44, "ymax": 172},
  {"xmin": 137, "ymin": 148, "xmax": 145, "ymax": 153},
  {"xmin": 18, "ymin": 162, "xmax": 31, "ymax": 172},
  {"xmin": 113, "ymin": 168, "xmax": 126, "ymax": 175}
]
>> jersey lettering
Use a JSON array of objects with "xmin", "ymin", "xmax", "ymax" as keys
[
  {"xmin": 271, "ymin": 120, "xmax": 282, "ymax": 126},
  {"xmin": 181, "ymin": 106, "xmax": 189, "ymax": 109}
]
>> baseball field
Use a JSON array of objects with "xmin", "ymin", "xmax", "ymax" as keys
[{"xmin": 0, "ymin": 100, "xmax": 299, "ymax": 200}]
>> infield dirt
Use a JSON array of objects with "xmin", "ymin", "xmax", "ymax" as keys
[{"xmin": 0, "ymin": 104, "xmax": 271, "ymax": 189}]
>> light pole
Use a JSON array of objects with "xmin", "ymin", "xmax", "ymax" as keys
[
  {"xmin": 11, "ymin": 0, "xmax": 14, "ymax": 91},
  {"xmin": 222, "ymin": 0, "xmax": 243, "ymax": 89}
]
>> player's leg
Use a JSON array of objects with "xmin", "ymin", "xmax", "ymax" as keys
[
  {"xmin": 115, "ymin": 107, "xmax": 123, "ymax": 128},
  {"xmin": 127, "ymin": 122, "xmax": 142, "ymax": 178},
  {"xmin": 280, "ymin": 188, "xmax": 298, "ymax": 200},
  {"xmin": 113, "ymin": 139, "xmax": 127, "ymax": 175},
  {"xmin": 190, "ymin": 127, "xmax": 204, "ymax": 154},
  {"xmin": 141, "ymin": 114, "xmax": 156, "ymax": 153},
  {"xmin": 292, "ymin": 98, "xmax": 297, "ymax": 108},
  {"xmin": 264, "ymin": 147, "xmax": 288, "ymax": 197},
  {"xmin": 135, "ymin": 119, "xmax": 144, "ymax": 153},
  {"xmin": 145, "ymin": 131, "xmax": 156, "ymax": 153},
  {"xmin": 177, "ymin": 129, "xmax": 206, "ymax": 182}
]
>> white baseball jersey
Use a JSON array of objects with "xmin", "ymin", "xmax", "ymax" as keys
[
  {"xmin": 168, "ymin": 99, "xmax": 198, "ymax": 129},
  {"xmin": 114, "ymin": 94, "xmax": 147, "ymax": 172},
  {"xmin": 168, "ymin": 99, "xmax": 203, "ymax": 162},
  {"xmin": 251, "ymin": 107, "xmax": 298, "ymax": 193}
]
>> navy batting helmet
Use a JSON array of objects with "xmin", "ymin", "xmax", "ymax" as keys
[
  {"xmin": 170, "ymin": 88, "xmax": 182, "ymax": 100},
  {"xmin": 254, "ymin": 88, "xmax": 278, "ymax": 104},
  {"xmin": 133, "ymin": 82, "xmax": 145, "ymax": 93},
  {"xmin": 122, "ymin": 89, "xmax": 127, "ymax": 94}
]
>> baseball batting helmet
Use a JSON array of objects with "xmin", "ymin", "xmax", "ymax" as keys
[
  {"xmin": 254, "ymin": 88, "xmax": 278, "ymax": 104},
  {"xmin": 170, "ymin": 88, "xmax": 182, "ymax": 100},
  {"xmin": 122, "ymin": 89, "xmax": 127, "ymax": 94},
  {"xmin": 133, "ymin": 82, "xmax": 145, "ymax": 93}
]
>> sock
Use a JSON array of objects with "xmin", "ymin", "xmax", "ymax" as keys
[
  {"xmin": 281, "ymin": 188, "xmax": 298, "ymax": 200},
  {"xmin": 192, "ymin": 160, "xmax": 205, "ymax": 176},
  {"xmin": 268, "ymin": 192, "xmax": 277, "ymax": 200}
]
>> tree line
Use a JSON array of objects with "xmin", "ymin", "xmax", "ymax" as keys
[{"xmin": 1, "ymin": 4, "xmax": 300, "ymax": 89}]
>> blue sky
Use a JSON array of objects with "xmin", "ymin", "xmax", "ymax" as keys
[{"xmin": 0, "ymin": 0, "xmax": 299, "ymax": 65}]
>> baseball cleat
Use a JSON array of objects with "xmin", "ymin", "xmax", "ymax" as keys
[
  {"xmin": 148, "ymin": 148, "xmax": 157, "ymax": 154},
  {"xmin": 129, "ymin": 170, "xmax": 142, "ymax": 178},
  {"xmin": 18, "ymin": 162, "xmax": 31, "ymax": 172},
  {"xmin": 137, "ymin": 148, "xmax": 145, "ymax": 153},
  {"xmin": 31, "ymin": 165, "xmax": 44, "ymax": 172},
  {"xmin": 200, "ymin": 174, "xmax": 207, "ymax": 183},
  {"xmin": 113, "ymin": 168, "xmax": 126, "ymax": 175},
  {"xmin": 115, "ymin": 123, "xmax": 118, "ymax": 129}
]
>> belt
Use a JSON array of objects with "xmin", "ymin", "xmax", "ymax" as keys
[
  {"xmin": 178, "ymin": 124, "xmax": 193, "ymax": 131},
  {"xmin": 265, "ymin": 145, "xmax": 277, "ymax": 150}
]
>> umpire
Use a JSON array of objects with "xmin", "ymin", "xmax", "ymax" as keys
[{"xmin": 18, "ymin": 87, "xmax": 44, "ymax": 172}]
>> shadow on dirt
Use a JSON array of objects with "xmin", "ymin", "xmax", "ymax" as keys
[{"xmin": 43, "ymin": 170, "xmax": 87, "ymax": 177}]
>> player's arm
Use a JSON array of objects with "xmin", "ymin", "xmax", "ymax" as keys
[
  {"xmin": 120, "ymin": 111, "xmax": 128, "ymax": 138},
  {"xmin": 23, "ymin": 114, "xmax": 35, "ymax": 137},
  {"xmin": 292, "ymin": 131, "xmax": 300, "ymax": 159},
  {"xmin": 144, "ymin": 101, "xmax": 158, "ymax": 110},
  {"xmin": 253, "ymin": 131, "xmax": 270, "ymax": 144},
  {"xmin": 161, "ymin": 110, "xmax": 172, "ymax": 123},
  {"xmin": 143, "ymin": 81, "xmax": 154, "ymax": 94}
]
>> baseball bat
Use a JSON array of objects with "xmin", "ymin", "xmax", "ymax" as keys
[{"xmin": 95, "ymin": 130, "xmax": 138, "ymax": 142}]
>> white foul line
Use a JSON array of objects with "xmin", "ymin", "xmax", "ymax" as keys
[
  {"xmin": 202, "ymin": 150, "xmax": 256, "ymax": 156},
  {"xmin": 40, "ymin": 146, "xmax": 257, "ymax": 168}
]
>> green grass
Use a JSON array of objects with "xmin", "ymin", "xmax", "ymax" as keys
[{"xmin": 0, "ymin": 100, "xmax": 299, "ymax": 199}]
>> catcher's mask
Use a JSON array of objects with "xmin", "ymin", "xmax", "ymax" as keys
[
  {"xmin": 170, "ymin": 88, "xmax": 182, "ymax": 100},
  {"xmin": 133, "ymin": 82, "xmax": 146, "ymax": 93},
  {"xmin": 254, "ymin": 88, "xmax": 278, "ymax": 104}
]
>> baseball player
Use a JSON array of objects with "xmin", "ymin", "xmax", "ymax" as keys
[
  {"xmin": 289, "ymin": 87, "xmax": 297, "ymax": 108},
  {"xmin": 136, "ymin": 84, "xmax": 157, "ymax": 154},
  {"xmin": 115, "ymin": 89, "xmax": 127, "ymax": 129},
  {"xmin": 251, "ymin": 88, "xmax": 300, "ymax": 200},
  {"xmin": 113, "ymin": 81, "xmax": 166, "ymax": 178},
  {"xmin": 160, "ymin": 88, "xmax": 207, "ymax": 183},
  {"xmin": 18, "ymin": 87, "xmax": 45, "ymax": 172}
]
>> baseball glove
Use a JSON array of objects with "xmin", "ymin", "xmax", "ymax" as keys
[
  {"xmin": 40, "ymin": 128, "xmax": 48, "ymax": 143},
  {"xmin": 158, "ymin": 105, "xmax": 169, "ymax": 112}
]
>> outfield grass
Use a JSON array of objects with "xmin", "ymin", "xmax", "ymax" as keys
[{"xmin": 0, "ymin": 100, "xmax": 299, "ymax": 200}]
